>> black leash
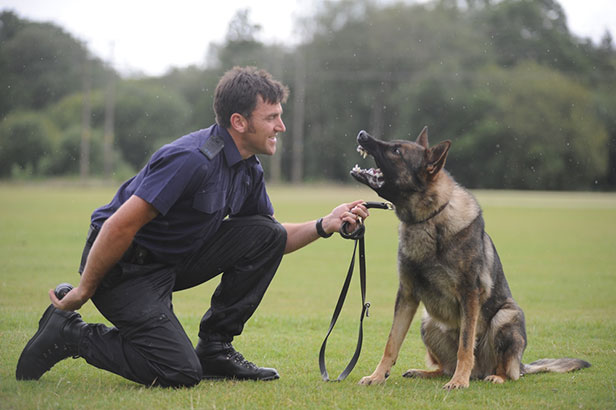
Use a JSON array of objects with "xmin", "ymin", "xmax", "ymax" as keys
[{"xmin": 319, "ymin": 201, "xmax": 393, "ymax": 382}]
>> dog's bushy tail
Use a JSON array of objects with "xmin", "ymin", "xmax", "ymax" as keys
[{"xmin": 523, "ymin": 358, "xmax": 591, "ymax": 375}]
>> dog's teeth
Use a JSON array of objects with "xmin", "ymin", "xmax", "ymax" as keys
[{"xmin": 357, "ymin": 145, "xmax": 370, "ymax": 159}]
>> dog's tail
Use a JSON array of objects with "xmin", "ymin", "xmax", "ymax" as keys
[{"xmin": 523, "ymin": 358, "xmax": 591, "ymax": 375}]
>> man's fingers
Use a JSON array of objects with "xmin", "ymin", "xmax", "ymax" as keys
[
  {"xmin": 349, "ymin": 199, "xmax": 365, "ymax": 208},
  {"xmin": 48, "ymin": 289, "xmax": 61, "ymax": 308},
  {"xmin": 351, "ymin": 205, "xmax": 369, "ymax": 219},
  {"xmin": 49, "ymin": 287, "xmax": 83, "ymax": 311}
]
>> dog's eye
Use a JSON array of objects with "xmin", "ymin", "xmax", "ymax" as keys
[{"xmin": 392, "ymin": 147, "xmax": 401, "ymax": 155}]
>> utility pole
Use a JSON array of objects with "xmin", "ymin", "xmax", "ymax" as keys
[
  {"xmin": 80, "ymin": 53, "xmax": 91, "ymax": 181},
  {"xmin": 291, "ymin": 51, "xmax": 306, "ymax": 183},
  {"xmin": 269, "ymin": 51, "xmax": 284, "ymax": 183},
  {"xmin": 103, "ymin": 42, "xmax": 116, "ymax": 181}
]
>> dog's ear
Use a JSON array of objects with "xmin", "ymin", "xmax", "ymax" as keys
[
  {"xmin": 425, "ymin": 140, "xmax": 451, "ymax": 177},
  {"xmin": 415, "ymin": 126, "xmax": 429, "ymax": 148}
]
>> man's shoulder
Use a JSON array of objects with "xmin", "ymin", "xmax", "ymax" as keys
[
  {"xmin": 199, "ymin": 133, "xmax": 225, "ymax": 160},
  {"xmin": 169, "ymin": 125, "xmax": 227, "ymax": 161},
  {"xmin": 153, "ymin": 141, "xmax": 201, "ymax": 166},
  {"xmin": 154, "ymin": 127, "xmax": 211, "ymax": 160}
]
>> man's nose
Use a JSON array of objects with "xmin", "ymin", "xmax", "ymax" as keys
[{"xmin": 277, "ymin": 118, "xmax": 286, "ymax": 133}]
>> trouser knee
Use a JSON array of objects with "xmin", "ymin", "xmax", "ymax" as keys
[
  {"xmin": 232, "ymin": 215, "xmax": 287, "ymax": 260},
  {"xmin": 263, "ymin": 216, "xmax": 287, "ymax": 252},
  {"xmin": 155, "ymin": 363, "xmax": 202, "ymax": 388}
]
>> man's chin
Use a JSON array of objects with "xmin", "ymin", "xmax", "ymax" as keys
[{"xmin": 266, "ymin": 139, "xmax": 277, "ymax": 155}]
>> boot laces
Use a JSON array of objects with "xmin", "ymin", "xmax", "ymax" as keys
[{"xmin": 223, "ymin": 344, "xmax": 258, "ymax": 370}]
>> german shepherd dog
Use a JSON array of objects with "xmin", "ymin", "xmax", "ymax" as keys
[{"xmin": 350, "ymin": 127, "xmax": 590, "ymax": 389}]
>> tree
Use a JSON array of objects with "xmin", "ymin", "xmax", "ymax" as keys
[
  {"xmin": 477, "ymin": 0, "xmax": 594, "ymax": 75},
  {"xmin": 113, "ymin": 81, "xmax": 191, "ymax": 169},
  {"xmin": 0, "ymin": 11, "xmax": 110, "ymax": 117},
  {"xmin": 44, "ymin": 91, "xmax": 106, "ymax": 175},
  {"xmin": 207, "ymin": 9, "xmax": 267, "ymax": 69},
  {"xmin": 0, "ymin": 111, "xmax": 55, "ymax": 177},
  {"xmin": 299, "ymin": 0, "xmax": 489, "ymax": 181},
  {"xmin": 450, "ymin": 62, "xmax": 608, "ymax": 189}
]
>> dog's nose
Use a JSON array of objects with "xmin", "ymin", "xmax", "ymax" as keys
[{"xmin": 357, "ymin": 130, "xmax": 370, "ymax": 143}]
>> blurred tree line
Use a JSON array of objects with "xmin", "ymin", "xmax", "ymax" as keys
[{"xmin": 1, "ymin": 0, "xmax": 615, "ymax": 190}]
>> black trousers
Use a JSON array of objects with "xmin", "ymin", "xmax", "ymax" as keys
[{"xmin": 76, "ymin": 215, "xmax": 287, "ymax": 387}]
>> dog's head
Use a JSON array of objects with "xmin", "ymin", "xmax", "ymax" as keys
[{"xmin": 350, "ymin": 127, "xmax": 451, "ymax": 203}]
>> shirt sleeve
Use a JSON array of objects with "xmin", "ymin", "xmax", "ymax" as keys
[{"xmin": 134, "ymin": 146, "xmax": 205, "ymax": 216}]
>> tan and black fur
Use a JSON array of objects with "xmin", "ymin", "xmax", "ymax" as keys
[{"xmin": 350, "ymin": 127, "xmax": 590, "ymax": 389}]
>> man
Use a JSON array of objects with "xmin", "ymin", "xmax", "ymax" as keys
[{"xmin": 16, "ymin": 66, "xmax": 368, "ymax": 387}]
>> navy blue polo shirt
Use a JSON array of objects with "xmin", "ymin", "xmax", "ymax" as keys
[{"xmin": 90, "ymin": 124, "xmax": 274, "ymax": 263}]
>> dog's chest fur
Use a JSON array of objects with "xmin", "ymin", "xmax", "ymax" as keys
[{"xmin": 396, "ymin": 187, "xmax": 490, "ymax": 327}]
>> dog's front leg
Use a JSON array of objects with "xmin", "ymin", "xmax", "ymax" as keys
[
  {"xmin": 443, "ymin": 288, "xmax": 480, "ymax": 390},
  {"xmin": 359, "ymin": 292, "xmax": 418, "ymax": 385}
]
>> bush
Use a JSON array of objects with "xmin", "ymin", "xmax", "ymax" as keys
[{"xmin": 0, "ymin": 111, "xmax": 56, "ymax": 178}]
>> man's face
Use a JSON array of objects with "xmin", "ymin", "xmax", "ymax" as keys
[{"xmin": 241, "ymin": 95, "xmax": 286, "ymax": 157}]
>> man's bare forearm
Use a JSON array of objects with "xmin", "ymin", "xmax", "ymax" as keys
[{"xmin": 281, "ymin": 200, "xmax": 369, "ymax": 254}]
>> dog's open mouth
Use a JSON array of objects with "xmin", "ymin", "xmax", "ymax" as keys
[{"xmin": 351, "ymin": 145, "xmax": 385, "ymax": 189}]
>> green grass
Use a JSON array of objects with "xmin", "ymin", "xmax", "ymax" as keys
[{"xmin": 1, "ymin": 183, "xmax": 615, "ymax": 409}]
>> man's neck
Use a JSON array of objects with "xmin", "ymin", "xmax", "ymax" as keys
[{"xmin": 226, "ymin": 127, "xmax": 253, "ymax": 160}]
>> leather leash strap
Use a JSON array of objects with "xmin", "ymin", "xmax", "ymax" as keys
[{"xmin": 319, "ymin": 201, "xmax": 393, "ymax": 382}]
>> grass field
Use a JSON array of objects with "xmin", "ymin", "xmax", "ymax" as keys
[{"xmin": 1, "ymin": 183, "xmax": 615, "ymax": 409}]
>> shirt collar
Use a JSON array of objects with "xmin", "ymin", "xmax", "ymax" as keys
[{"xmin": 214, "ymin": 124, "xmax": 258, "ymax": 167}]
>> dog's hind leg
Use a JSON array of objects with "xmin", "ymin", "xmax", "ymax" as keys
[
  {"xmin": 403, "ymin": 350, "xmax": 445, "ymax": 379},
  {"xmin": 483, "ymin": 302, "xmax": 527, "ymax": 384},
  {"xmin": 359, "ymin": 291, "xmax": 419, "ymax": 385},
  {"xmin": 404, "ymin": 311, "xmax": 458, "ymax": 379}
]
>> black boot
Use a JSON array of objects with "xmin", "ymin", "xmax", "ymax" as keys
[
  {"xmin": 16, "ymin": 305, "xmax": 87, "ymax": 380},
  {"xmin": 196, "ymin": 340, "xmax": 279, "ymax": 381}
]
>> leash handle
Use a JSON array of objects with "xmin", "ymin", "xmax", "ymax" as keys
[
  {"xmin": 339, "ymin": 201, "xmax": 393, "ymax": 239},
  {"xmin": 364, "ymin": 201, "xmax": 394, "ymax": 210}
]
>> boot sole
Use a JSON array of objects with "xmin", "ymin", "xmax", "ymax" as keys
[{"xmin": 201, "ymin": 373, "xmax": 280, "ymax": 381}]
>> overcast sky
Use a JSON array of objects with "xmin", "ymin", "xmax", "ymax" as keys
[{"xmin": 2, "ymin": 0, "xmax": 615, "ymax": 77}]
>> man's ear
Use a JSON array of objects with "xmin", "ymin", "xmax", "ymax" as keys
[
  {"xmin": 415, "ymin": 126, "xmax": 429, "ymax": 148},
  {"xmin": 425, "ymin": 140, "xmax": 451, "ymax": 177},
  {"xmin": 230, "ymin": 113, "xmax": 248, "ymax": 133}
]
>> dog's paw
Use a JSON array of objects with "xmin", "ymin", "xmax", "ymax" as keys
[
  {"xmin": 443, "ymin": 377, "xmax": 469, "ymax": 390},
  {"xmin": 403, "ymin": 368, "xmax": 443, "ymax": 379},
  {"xmin": 484, "ymin": 375, "xmax": 505, "ymax": 384},
  {"xmin": 358, "ymin": 372, "xmax": 388, "ymax": 385},
  {"xmin": 402, "ymin": 369, "xmax": 422, "ymax": 378}
]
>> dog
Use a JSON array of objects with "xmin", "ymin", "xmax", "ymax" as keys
[{"xmin": 350, "ymin": 127, "xmax": 590, "ymax": 389}]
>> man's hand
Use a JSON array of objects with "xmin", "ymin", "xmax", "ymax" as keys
[
  {"xmin": 320, "ymin": 200, "xmax": 370, "ymax": 236},
  {"xmin": 48, "ymin": 195, "xmax": 159, "ymax": 312},
  {"xmin": 281, "ymin": 200, "xmax": 370, "ymax": 254},
  {"xmin": 49, "ymin": 286, "xmax": 90, "ymax": 311}
]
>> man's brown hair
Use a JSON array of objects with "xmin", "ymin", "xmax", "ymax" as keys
[{"xmin": 214, "ymin": 66, "xmax": 289, "ymax": 129}]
